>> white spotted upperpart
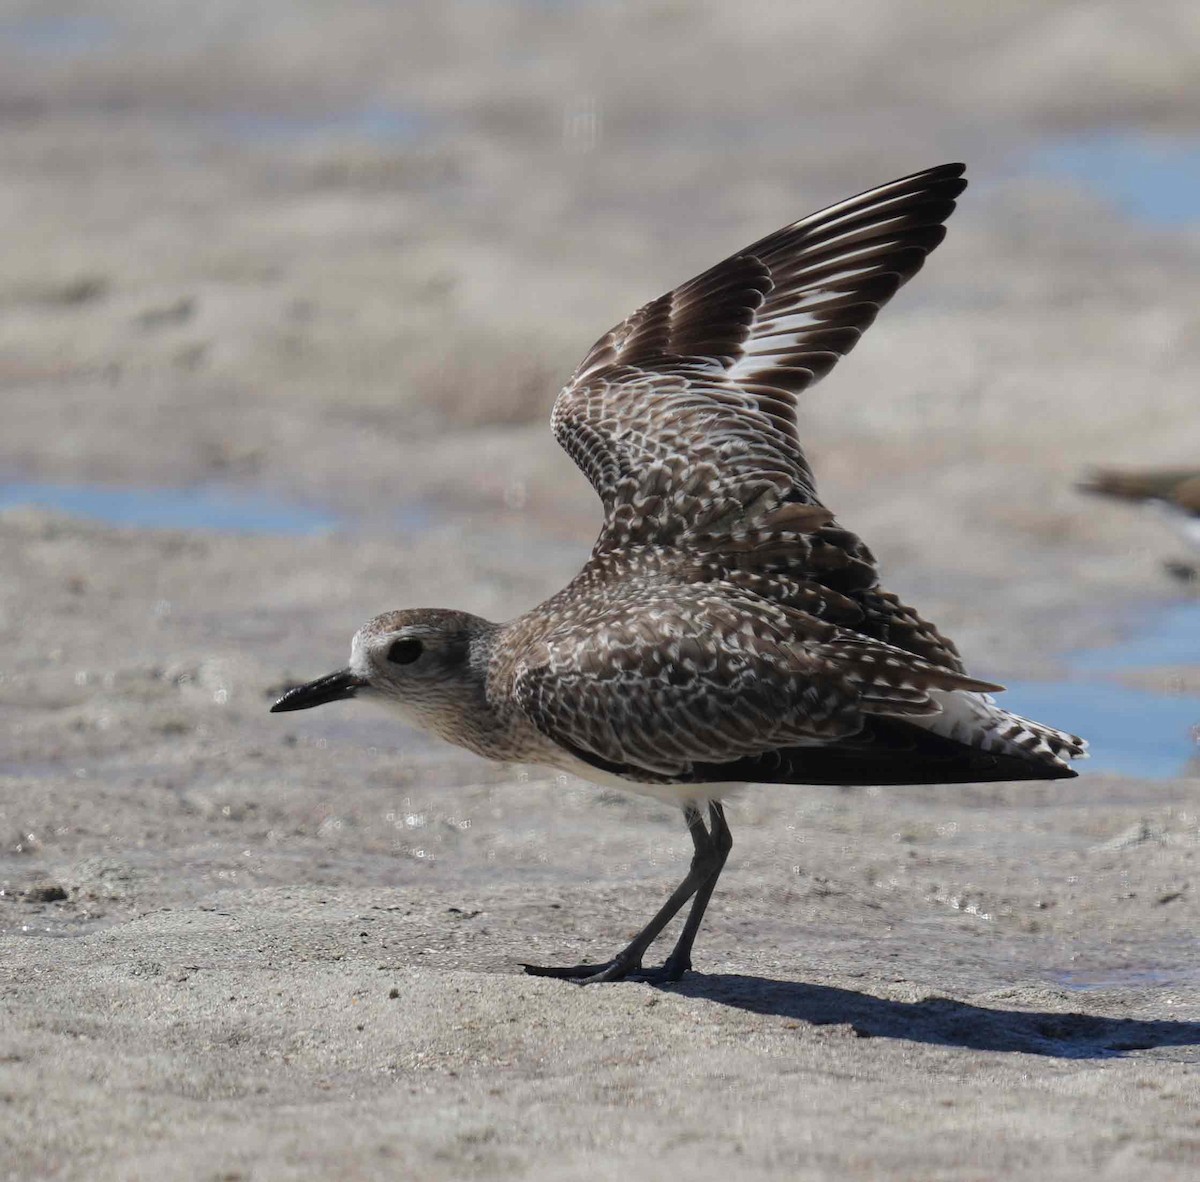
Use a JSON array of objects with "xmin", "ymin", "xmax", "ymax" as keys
[
  {"xmin": 501, "ymin": 162, "xmax": 1084, "ymax": 794},
  {"xmin": 283, "ymin": 163, "xmax": 1086, "ymax": 799}
]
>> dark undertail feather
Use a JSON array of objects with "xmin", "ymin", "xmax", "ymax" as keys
[
  {"xmin": 686, "ymin": 718, "xmax": 1077, "ymax": 785},
  {"xmin": 565, "ymin": 717, "xmax": 1076, "ymax": 788}
]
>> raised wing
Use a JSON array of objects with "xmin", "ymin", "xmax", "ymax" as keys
[{"xmin": 552, "ymin": 163, "xmax": 966, "ymax": 550}]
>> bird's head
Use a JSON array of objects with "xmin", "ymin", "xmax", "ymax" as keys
[{"xmin": 270, "ymin": 608, "xmax": 496, "ymax": 725}]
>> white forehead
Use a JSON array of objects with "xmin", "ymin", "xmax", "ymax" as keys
[{"xmin": 349, "ymin": 630, "xmax": 373, "ymax": 679}]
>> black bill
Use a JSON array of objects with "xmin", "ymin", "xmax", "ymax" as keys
[{"xmin": 270, "ymin": 668, "xmax": 364, "ymax": 713}]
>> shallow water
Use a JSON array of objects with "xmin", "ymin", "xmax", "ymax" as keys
[
  {"xmin": 1001, "ymin": 676, "xmax": 1196, "ymax": 780},
  {"xmin": 1073, "ymin": 602, "xmax": 1200, "ymax": 672},
  {"xmin": 0, "ymin": 480, "xmax": 342, "ymax": 535},
  {"xmin": 1029, "ymin": 130, "xmax": 1200, "ymax": 225},
  {"xmin": 1001, "ymin": 601, "xmax": 1199, "ymax": 779},
  {"xmin": 1052, "ymin": 966, "xmax": 1200, "ymax": 993}
]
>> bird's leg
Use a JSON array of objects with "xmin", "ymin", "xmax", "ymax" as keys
[
  {"xmin": 523, "ymin": 802, "xmax": 725, "ymax": 984},
  {"xmin": 657, "ymin": 802, "xmax": 732, "ymax": 982}
]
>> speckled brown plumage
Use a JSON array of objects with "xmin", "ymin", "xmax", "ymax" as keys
[
  {"xmin": 479, "ymin": 163, "xmax": 1084, "ymax": 791},
  {"xmin": 272, "ymin": 163, "xmax": 1087, "ymax": 983}
]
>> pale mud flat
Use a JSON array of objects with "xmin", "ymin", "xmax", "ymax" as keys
[
  {"xmin": 2, "ymin": 511, "xmax": 1199, "ymax": 1181},
  {"xmin": 3, "ymin": 2, "xmax": 1200, "ymax": 1179}
]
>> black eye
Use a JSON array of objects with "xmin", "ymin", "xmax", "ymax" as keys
[{"xmin": 387, "ymin": 638, "xmax": 423, "ymax": 665}]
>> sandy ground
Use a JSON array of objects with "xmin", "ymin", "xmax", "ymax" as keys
[{"xmin": 2, "ymin": 3, "xmax": 1200, "ymax": 1179}]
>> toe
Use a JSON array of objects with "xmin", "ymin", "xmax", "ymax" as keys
[
  {"xmin": 522, "ymin": 957, "xmax": 642, "ymax": 984},
  {"xmin": 522, "ymin": 961, "xmax": 611, "ymax": 980}
]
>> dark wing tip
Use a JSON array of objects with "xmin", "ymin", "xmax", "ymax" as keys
[
  {"xmin": 909, "ymin": 161, "xmax": 967, "ymax": 187},
  {"xmin": 551, "ymin": 161, "xmax": 973, "ymax": 518},
  {"xmin": 847, "ymin": 160, "xmax": 967, "ymax": 206}
]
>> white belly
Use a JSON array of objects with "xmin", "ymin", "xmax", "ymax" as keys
[{"xmin": 543, "ymin": 750, "xmax": 743, "ymax": 808}]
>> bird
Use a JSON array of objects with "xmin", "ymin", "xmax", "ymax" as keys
[
  {"xmin": 1078, "ymin": 467, "xmax": 1200, "ymax": 582},
  {"xmin": 272, "ymin": 163, "xmax": 1087, "ymax": 985}
]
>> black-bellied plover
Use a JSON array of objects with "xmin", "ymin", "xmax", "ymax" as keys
[
  {"xmin": 1079, "ymin": 467, "xmax": 1200, "ymax": 581},
  {"xmin": 273, "ymin": 163, "xmax": 1087, "ymax": 984}
]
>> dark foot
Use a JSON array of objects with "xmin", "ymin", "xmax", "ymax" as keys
[
  {"xmin": 657, "ymin": 953, "xmax": 692, "ymax": 982},
  {"xmin": 1164, "ymin": 560, "xmax": 1198, "ymax": 583},
  {"xmin": 522, "ymin": 957, "xmax": 639, "ymax": 984},
  {"xmin": 521, "ymin": 956, "xmax": 691, "ymax": 985}
]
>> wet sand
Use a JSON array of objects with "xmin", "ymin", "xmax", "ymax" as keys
[{"xmin": 2, "ymin": 3, "xmax": 1200, "ymax": 1179}]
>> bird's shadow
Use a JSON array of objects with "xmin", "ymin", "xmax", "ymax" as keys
[{"xmin": 660, "ymin": 973, "xmax": 1200, "ymax": 1059}]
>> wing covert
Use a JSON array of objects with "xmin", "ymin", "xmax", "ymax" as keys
[{"xmin": 512, "ymin": 587, "xmax": 999, "ymax": 782}]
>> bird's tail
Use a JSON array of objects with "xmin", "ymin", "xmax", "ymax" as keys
[{"xmin": 912, "ymin": 690, "xmax": 1087, "ymax": 774}]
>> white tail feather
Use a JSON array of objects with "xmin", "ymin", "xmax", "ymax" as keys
[{"xmin": 911, "ymin": 691, "xmax": 1088, "ymax": 771}]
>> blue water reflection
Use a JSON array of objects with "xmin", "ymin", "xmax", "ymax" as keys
[
  {"xmin": 1073, "ymin": 602, "xmax": 1200, "ymax": 671},
  {"xmin": 1001, "ymin": 677, "xmax": 1196, "ymax": 781},
  {"xmin": 0, "ymin": 481, "xmax": 341, "ymax": 536},
  {"xmin": 1030, "ymin": 131, "xmax": 1200, "ymax": 225},
  {"xmin": 998, "ymin": 600, "xmax": 1199, "ymax": 779}
]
